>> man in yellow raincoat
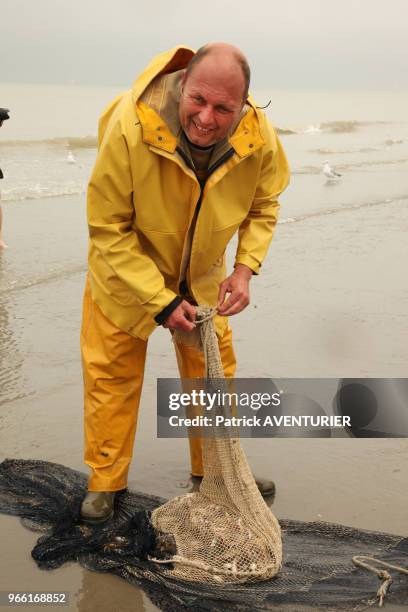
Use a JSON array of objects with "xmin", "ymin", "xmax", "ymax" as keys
[{"xmin": 80, "ymin": 43, "xmax": 290, "ymax": 523}]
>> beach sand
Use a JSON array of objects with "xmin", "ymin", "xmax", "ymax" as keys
[{"xmin": 1, "ymin": 192, "xmax": 407, "ymax": 610}]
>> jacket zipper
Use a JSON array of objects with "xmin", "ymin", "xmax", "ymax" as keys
[{"xmin": 176, "ymin": 146, "xmax": 236, "ymax": 297}]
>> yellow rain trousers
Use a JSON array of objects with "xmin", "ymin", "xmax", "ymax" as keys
[{"xmin": 81, "ymin": 278, "xmax": 236, "ymax": 491}]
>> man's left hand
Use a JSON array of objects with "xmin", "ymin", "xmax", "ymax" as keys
[{"xmin": 217, "ymin": 264, "xmax": 252, "ymax": 316}]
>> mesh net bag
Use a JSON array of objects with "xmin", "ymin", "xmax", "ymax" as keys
[{"xmin": 150, "ymin": 307, "xmax": 282, "ymax": 584}]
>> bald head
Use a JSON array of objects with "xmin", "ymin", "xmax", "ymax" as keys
[
  {"xmin": 185, "ymin": 42, "xmax": 250, "ymax": 102},
  {"xmin": 179, "ymin": 42, "xmax": 250, "ymax": 147}
]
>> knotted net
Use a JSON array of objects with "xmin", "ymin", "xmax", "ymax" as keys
[{"xmin": 151, "ymin": 307, "xmax": 281, "ymax": 583}]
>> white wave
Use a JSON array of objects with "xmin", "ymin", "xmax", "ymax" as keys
[
  {"xmin": 1, "ymin": 185, "xmax": 85, "ymax": 202},
  {"xmin": 278, "ymin": 217, "xmax": 296, "ymax": 224},
  {"xmin": 304, "ymin": 124, "xmax": 322, "ymax": 134},
  {"xmin": 311, "ymin": 146, "xmax": 383, "ymax": 155},
  {"xmin": 0, "ymin": 264, "xmax": 87, "ymax": 295},
  {"xmin": 292, "ymin": 156, "xmax": 408, "ymax": 175},
  {"xmin": 0, "ymin": 136, "xmax": 98, "ymax": 149},
  {"xmin": 277, "ymin": 195, "xmax": 408, "ymax": 226}
]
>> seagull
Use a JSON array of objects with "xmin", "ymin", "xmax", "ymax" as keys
[
  {"xmin": 67, "ymin": 151, "xmax": 77, "ymax": 164},
  {"xmin": 323, "ymin": 160, "xmax": 342, "ymax": 180}
]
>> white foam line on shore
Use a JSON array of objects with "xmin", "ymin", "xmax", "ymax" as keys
[
  {"xmin": 0, "ymin": 265, "xmax": 87, "ymax": 295},
  {"xmin": 279, "ymin": 196, "xmax": 408, "ymax": 226},
  {"xmin": 292, "ymin": 157, "xmax": 408, "ymax": 175},
  {"xmin": 1, "ymin": 136, "xmax": 98, "ymax": 148},
  {"xmin": 1, "ymin": 188, "xmax": 86, "ymax": 203}
]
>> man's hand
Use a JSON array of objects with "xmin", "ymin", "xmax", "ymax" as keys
[
  {"xmin": 217, "ymin": 264, "xmax": 252, "ymax": 316},
  {"xmin": 163, "ymin": 300, "xmax": 196, "ymax": 331}
]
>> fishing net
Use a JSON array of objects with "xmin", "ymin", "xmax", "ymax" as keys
[
  {"xmin": 150, "ymin": 308, "xmax": 281, "ymax": 584},
  {"xmin": 1, "ymin": 458, "xmax": 408, "ymax": 610},
  {"xmin": 1, "ymin": 310, "xmax": 408, "ymax": 608}
]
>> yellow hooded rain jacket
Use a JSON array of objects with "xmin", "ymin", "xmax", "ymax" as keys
[{"xmin": 87, "ymin": 46, "xmax": 290, "ymax": 339}]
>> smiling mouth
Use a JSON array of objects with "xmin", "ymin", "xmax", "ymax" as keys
[{"xmin": 192, "ymin": 120, "xmax": 213, "ymax": 135}]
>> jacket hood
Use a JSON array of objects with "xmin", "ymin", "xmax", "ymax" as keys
[{"xmin": 132, "ymin": 46, "xmax": 194, "ymax": 102}]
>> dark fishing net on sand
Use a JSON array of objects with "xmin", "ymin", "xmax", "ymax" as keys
[{"xmin": 1, "ymin": 457, "xmax": 408, "ymax": 611}]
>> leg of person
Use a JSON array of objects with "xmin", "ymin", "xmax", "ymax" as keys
[
  {"xmin": 173, "ymin": 326, "xmax": 236, "ymax": 477},
  {"xmin": 80, "ymin": 277, "xmax": 147, "ymax": 521},
  {"xmin": 174, "ymin": 326, "xmax": 275, "ymax": 496},
  {"xmin": 0, "ymin": 205, "xmax": 7, "ymax": 249}
]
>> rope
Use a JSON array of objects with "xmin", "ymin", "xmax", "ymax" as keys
[
  {"xmin": 195, "ymin": 307, "xmax": 219, "ymax": 377},
  {"xmin": 171, "ymin": 307, "xmax": 217, "ymax": 357},
  {"xmin": 352, "ymin": 555, "xmax": 408, "ymax": 607},
  {"xmin": 147, "ymin": 553, "xmax": 277, "ymax": 580},
  {"xmin": 195, "ymin": 307, "xmax": 218, "ymax": 324}
]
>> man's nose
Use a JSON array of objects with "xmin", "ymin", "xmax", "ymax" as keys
[{"xmin": 198, "ymin": 106, "xmax": 215, "ymax": 126}]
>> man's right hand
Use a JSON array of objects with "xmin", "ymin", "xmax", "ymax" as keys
[{"xmin": 163, "ymin": 300, "xmax": 196, "ymax": 332}]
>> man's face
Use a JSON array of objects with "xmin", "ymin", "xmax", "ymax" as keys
[{"xmin": 179, "ymin": 59, "xmax": 245, "ymax": 147}]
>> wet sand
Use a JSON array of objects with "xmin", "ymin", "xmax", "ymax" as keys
[{"xmin": 1, "ymin": 193, "xmax": 408, "ymax": 610}]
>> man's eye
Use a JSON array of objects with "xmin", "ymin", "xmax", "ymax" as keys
[
  {"xmin": 193, "ymin": 96, "xmax": 204, "ymax": 104},
  {"xmin": 217, "ymin": 107, "xmax": 231, "ymax": 114}
]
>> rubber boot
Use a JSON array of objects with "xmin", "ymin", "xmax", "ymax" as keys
[
  {"xmin": 80, "ymin": 491, "xmax": 115, "ymax": 524},
  {"xmin": 254, "ymin": 477, "xmax": 276, "ymax": 497}
]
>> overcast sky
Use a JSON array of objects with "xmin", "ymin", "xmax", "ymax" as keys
[{"xmin": 1, "ymin": 0, "xmax": 407, "ymax": 90}]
